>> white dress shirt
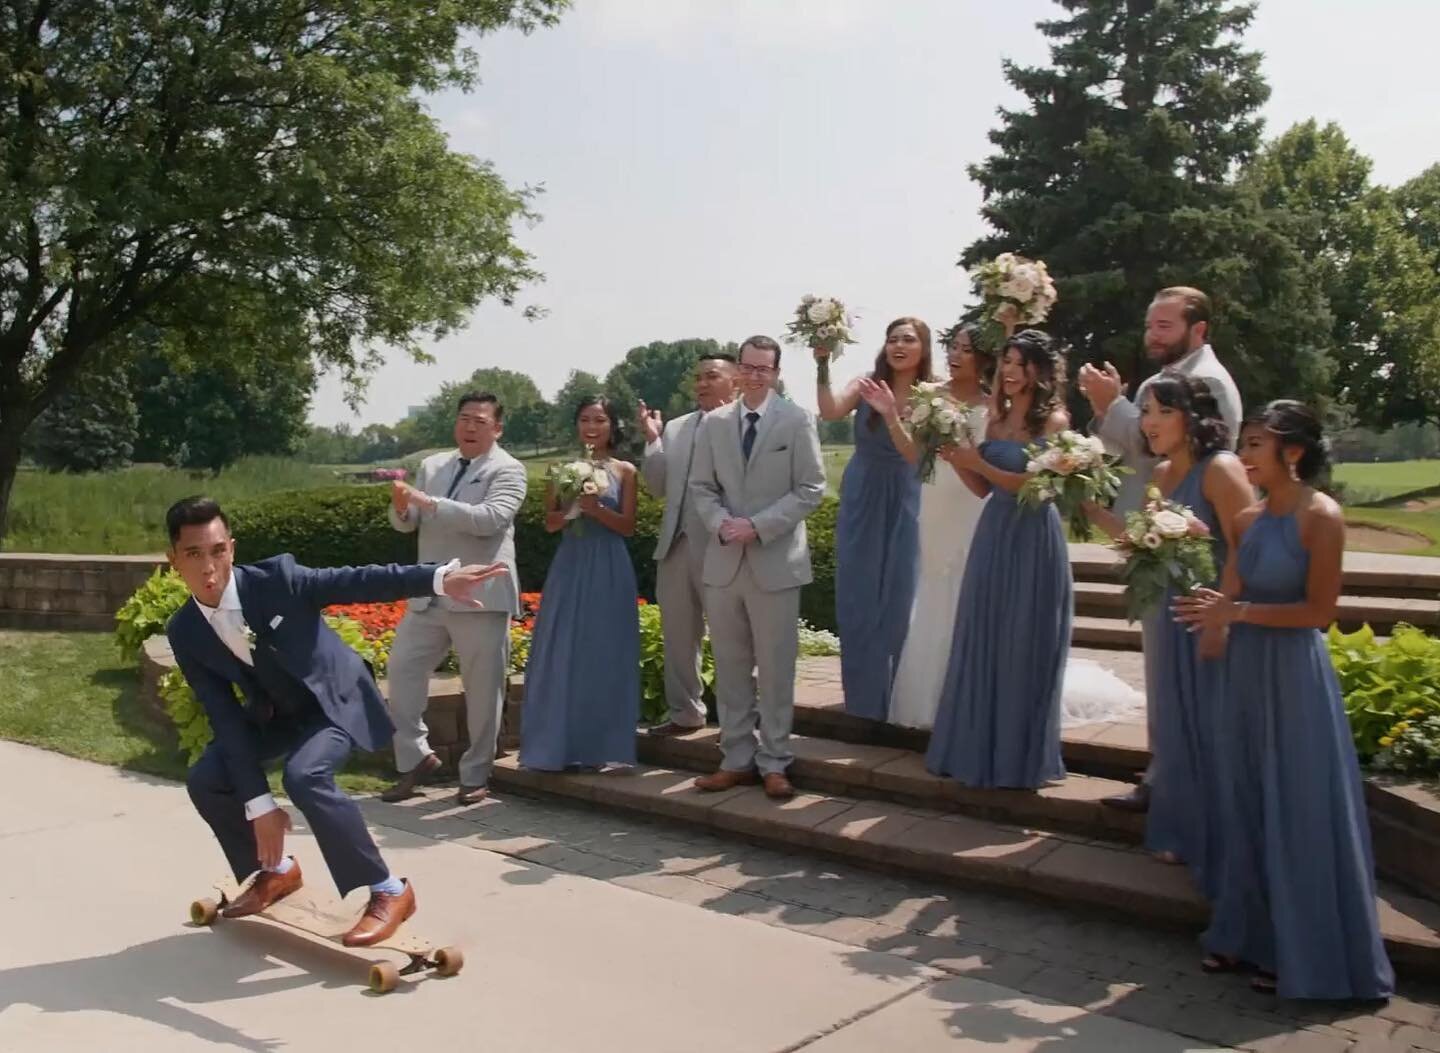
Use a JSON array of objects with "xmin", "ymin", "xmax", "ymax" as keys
[{"xmin": 195, "ymin": 561, "xmax": 457, "ymax": 822}]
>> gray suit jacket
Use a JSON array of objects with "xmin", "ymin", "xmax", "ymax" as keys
[
  {"xmin": 641, "ymin": 410, "xmax": 706, "ymax": 562},
  {"xmin": 1096, "ymin": 344, "xmax": 1243, "ymax": 514},
  {"xmin": 389, "ymin": 446, "xmax": 527, "ymax": 615},
  {"xmin": 688, "ymin": 397, "xmax": 826, "ymax": 591}
]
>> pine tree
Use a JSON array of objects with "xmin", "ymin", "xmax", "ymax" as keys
[{"xmin": 963, "ymin": 0, "xmax": 1333, "ymax": 406}]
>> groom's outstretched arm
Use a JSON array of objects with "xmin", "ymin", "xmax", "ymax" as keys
[
  {"xmin": 750, "ymin": 412, "xmax": 826, "ymax": 544},
  {"xmin": 282, "ymin": 554, "xmax": 440, "ymax": 609}
]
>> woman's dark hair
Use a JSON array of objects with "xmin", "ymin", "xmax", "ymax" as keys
[
  {"xmin": 1143, "ymin": 372, "xmax": 1229, "ymax": 459},
  {"xmin": 573, "ymin": 395, "xmax": 625, "ymax": 450},
  {"xmin": 868, "ymin": 317, "xmax": 935, "ymax": 429},
  {"xmin": 1000, "ymin": 329, "xmax": 1066, "ymax": 438},
  {"xmin": 1244, "ymin": 399, "xmax": 1331, "ymax": 484}
]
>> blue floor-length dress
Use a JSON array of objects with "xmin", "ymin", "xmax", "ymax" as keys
[
  {"xmin": 1145, "ymin": 458, "xmax": 1228, "ymax": 895},
  {"xmin": 925, "ymin": 438, "xmax": 1070, "ymax": 788},
  {"xmin": 519, "ymin": 472, "xmax": 641, "ymax": 771},
  {"xmin": 1202, "ymin": 509, "xmax": 1393, "ymax": 1000},
  {"xmin": 835, "ymin": 401, "xmax": 921, "ymax": 721}
]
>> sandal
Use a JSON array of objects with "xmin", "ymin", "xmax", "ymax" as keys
[
  {"xmin": 1250, "ymin": 972, "xmax": 1278, "ymax": 994},
  {"xmin": 1201, "ymin": 954, "xmax": 1246, "ymax": 974}
]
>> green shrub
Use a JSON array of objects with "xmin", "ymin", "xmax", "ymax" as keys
[
  {"xmin": 114, "ymin": 567, "xmax": 190, "ymax": 663},
  {"xmin": 636, "ymin": 602, "xmax": 716, "ymax": 724},
  {"xmin": 1330, "ymin": 623, "xmax": 1440, "ymax": 763},
  {"xmin": 224, "ymin": 481, "xmax": 843, "ymax": 633}
]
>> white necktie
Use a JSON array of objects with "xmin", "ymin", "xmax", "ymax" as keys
[{"xmin": 214, "ymin": 608, "xmax": 254, "ymax": 666}]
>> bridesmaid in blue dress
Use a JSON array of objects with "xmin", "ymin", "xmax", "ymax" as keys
[
  {"xmin": 1175, "ymin": 400, "xmax": 1393, "ymax": 1001},
  {"xmin": 1083, "ymin": 373, "xmax": 1252, "ymax": 895},
  {"xmin": 816, "ymin": 317, "xmax": 931, "ymax": 721},
  {"xmin": 520, "ymin": 396, "xmax": 641, "ymax": 772},
  {"xmin": 927, "ymin": 330, "xmax": 1071, "ymax": 788}
]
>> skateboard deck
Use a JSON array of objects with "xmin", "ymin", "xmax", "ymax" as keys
[{"xmin": 190, "ymin": 877, "xmax": 463, "ymax": 992}]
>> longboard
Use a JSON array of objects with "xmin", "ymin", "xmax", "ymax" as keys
[{"xmin": 190, "ymin": 877, "xmax": 464, "ymax": 993}]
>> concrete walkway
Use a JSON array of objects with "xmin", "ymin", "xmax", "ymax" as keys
[{"xmin": 0, "ymin": 740, "xmax": 1226, "ymax": 1052}]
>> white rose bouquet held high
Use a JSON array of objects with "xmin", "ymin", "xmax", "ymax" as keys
[
  {"xmin": 1110, "ymin": 486, "xmax": 1217, "ymax": 622},
  {"xmin": 784, "ymin": 294, "xmax": 857, "ymax": 360},
  {"xmin": 1016, "ymin": 429, "xmax": 1128, "ymax": 538},
  {"xmin": 547, "ymin": 445, "xmax": 611, "ymax": 535},
  {"xmin": 907, "ymin": 381, "xmax": 979, "ymax": 483},
  {"xmin": 968, "ymin": 253, "xmax": 1058, "ymax": 351}
]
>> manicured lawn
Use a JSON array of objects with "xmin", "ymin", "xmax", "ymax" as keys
[
  {"xmin": 1344, "ymin": 507, "xmax": 1440, "ymax": 558},
  {"xmin": 1334, "ymin": 459, "xmax": 1440, "ymax": 502},
  {"xmin": 0, "ymin": 630, "xmax": 391, "ymax": 793}
]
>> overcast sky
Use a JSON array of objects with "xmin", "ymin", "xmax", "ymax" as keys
[{"xmin": 310, "ymin": 0, "xmax": 1440, "ymax": 428}]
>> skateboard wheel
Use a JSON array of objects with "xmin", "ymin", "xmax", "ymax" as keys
[
  {"xmin": 369, "ymin": 961, "xmax": 400, "ymax": 994},
  {"xmin": 191, "ymin": 898, "xmax": 220, "ymax": 926},
  {"xmin": 434, "ymin": 946, "xmax": 464, "ymax": 977}
]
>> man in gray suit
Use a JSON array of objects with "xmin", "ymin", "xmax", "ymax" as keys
[
  {"xmin": 688, "ymin": 336, "xmax": 826, "ymax": 800},
  {"xmin": 380, "ymin": 392, "xmax": 528, "ymax": 806},
  {"xmin": 637, "ymin": 352, "xmax": 739, "ymax": 736},
  {"xmin": 1078, "ymin": 286, "xmax": 1243, "ymax": 813}
]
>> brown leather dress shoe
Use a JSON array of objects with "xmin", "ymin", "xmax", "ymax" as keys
[
  {"xmin": 342, "ymin": 880, "xmax": 416, "ymax": 948},
  {"xmin": 456, "ymin": 784, "xmax": 489, "ymax": 806},
  {"xmin": 646, "ymin": 721, "xmax": 705, "ymax": 738},
  {"xmin": 694, "ymin": 768, "xmax": 759, "ymax": 792},
  {"xmin": 222, "ymin": 860, "xmax": 304, "ymax": 918},
  {"xmin": 762, "ymin": 772, "xmax": 796, "ymax": 800},
  {"xmin": 380, "ymin": 753, "xmax": 442, "ymax": 803}
]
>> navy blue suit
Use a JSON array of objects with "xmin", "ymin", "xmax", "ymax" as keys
[{"xmin": 168, "ymin": 554, "xmax": 440, "ymax": 894}]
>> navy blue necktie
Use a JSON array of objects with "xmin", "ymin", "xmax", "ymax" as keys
[
  {"xmin": 741, "ymin": 412, "xmax": 760, "ymax": 461},
  {"xmin": 444, "ymin": 458, "xmax": 471, "ymax": 499}
]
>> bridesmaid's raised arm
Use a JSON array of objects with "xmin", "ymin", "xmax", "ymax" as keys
[{"xmin": 816, "ymin": 349, "xmax": 862, "ymax": 421}]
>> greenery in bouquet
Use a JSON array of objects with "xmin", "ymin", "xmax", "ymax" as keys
[
  {"xmin": 547, "ymin": 445, "xmax": 611, "ymax": 535},
  {"xmin": 907, "ymin": 381, "xmax": 979, "ymax": 483},
  {"xmin": 784, "ymin": 295, "xmax": 857, "ymax": 360},
  {"xmin": 1110, "ymin": 487, "xmax": 1216, "ymax": 622},
  {"xmin": 1017, "ymin": 430, "xmax": 1127, "ymax": 538}
]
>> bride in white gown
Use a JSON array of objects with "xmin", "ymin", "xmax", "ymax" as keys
[{"xmin": 888, "ymin": 323, "xmax": 1143, "ymax": 729}]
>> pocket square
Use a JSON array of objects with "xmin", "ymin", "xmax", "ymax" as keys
[{"xmin": 268, "ymin": 615, "xmax": 284, "ymax": 629}]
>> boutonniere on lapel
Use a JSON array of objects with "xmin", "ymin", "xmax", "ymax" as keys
[{"xmin": 241, "ymin": 623, "xmax": 257, "ymax": 650}]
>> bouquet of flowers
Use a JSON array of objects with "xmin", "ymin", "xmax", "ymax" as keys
[
  {"xmin": 907, "ymin": 381, "xmax": 979, "ymax": 483},
  {"xmin": 784, "ymin": 294, "xmax": 857, "ymax": 360},
  {"xmin": 547, "ymin": 445, "xmax": 611, "ymax": 534},
  {"xmin": 1111, "ymin": 487, "xmax": 1216, "ymax": 622},
  {"xmin": 969, "ymin": 253, "xmax": 1058, "ymax": 351},
  {"xmin": 1016, "ymin": 430, "xmax": 1127, "ymax": 538}
]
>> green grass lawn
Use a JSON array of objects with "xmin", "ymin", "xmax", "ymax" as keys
[
  {"xmin": 0, "ymin": 630, "xmax": 391, "ymax": 793},
  {"xmin": 1333, "ymin": 460, "xmax": 1440, "ymax": 503}
]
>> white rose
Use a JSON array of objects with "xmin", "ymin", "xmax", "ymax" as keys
[
  {"xmin": 936, "ymin": 407, "xmax": 958, "ymax": 428},
  {"xmin": 574, "ymin": 462, "xmax": 593, "ymax": 479},
  {"xmin": 807, "ymin": 300, "xmax": 832, "ymax": 324},
  {"xmin": 1086, "ymin": 435, "xmax": 1108, "ymax": 458},
  {"xmin": 818, "ymin": 324, "xmax": 836, "ymax": 338},
  {"xmin": 592, "ymin": 470, "xmax": 611, "ymax": 492},
  {"xmin": 801, "ymin": 294, "xmax": 817, "ymax": 305},
  {"xmin": 1152, "ymin": 509, "xmax": 1190, "ymax": 539},
  {"xmin": 911, "ymin": 402, "xmax": 932, "ymax": 424},
  {"xmin": 931, "ymin": 397, "xmax": 946, "ymax": 408},
  {"xmin": 1026, "ymin": 460, "xmax": 1042, "ymax": 473},
  {"xmin": 1142, "ymin": 532, "xmax": 1163, "ymax": 550},
  {"xmin": 1000, "ymin": 275, "xmax": 1036, "ymax": 302}
]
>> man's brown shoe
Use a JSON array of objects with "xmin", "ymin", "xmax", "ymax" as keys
[
  {"xmin": 762, "ymin": 772, "xmax": 796, "ymax": 800},
  {"xmin": 222, "ymin": 860, "xmax": 303, "ymax": 918},
  {"xmin": 694, "ymin": 768, "xmax": 759, "ymax": 792},
  {"xmin": 342, "ymin": 880, "xmax": 416, "ymax": 948},
  {"xmin": 456, "ymin": 784, "xmax": 489, "ymax": 806},
  {"xmin": 647, "ymin": 721, "xmax": 705, "ymax": 738},
  {"xmin": 380, "ymin": 754, "xmax": 442, "ymax": 803}
]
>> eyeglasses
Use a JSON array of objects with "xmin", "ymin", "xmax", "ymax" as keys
[{"xmin": 737, "ymin": 364, "xmax": 775, "ymax": 376}]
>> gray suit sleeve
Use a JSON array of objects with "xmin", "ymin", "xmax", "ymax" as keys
[
  {"xmin": 687, "ymin": 421, "xmax": 729, "ymax": 536},
  {"xmin": 1216, "ymin": 378, "xmax": 1243, "ymax": 451},
  {"xmin": 1095, "ymin": 395, "xmax": 1147, "ymax": 463},
  {"xmin": 750, "ymin": 411, "xmax": 826, "ymax": 545},
  {"xmin": 429, "ymin": 461, "xmax": 528, "ymax": 537},
  {"xmin": 388, "ymin": 459, "xmax": 424, "ymax": 533},
  {"xmin": 640, "ymin": 422, "xmax": 669, "ymax": 494}
]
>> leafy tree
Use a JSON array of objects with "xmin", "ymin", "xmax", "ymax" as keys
[
  {"xmin": 604, "ymin": 338, "xmax": 740, "ymax": 420},
  {"xmin": 548, "ymin": 369, "xmax": 605, "ymax": 451},
  {"xmin": 407, "ymin": 366, "xmax": 547, "ymax": 449},
  {"xmin": 1396, "ymin": 164, "xmax": 1440, "ymax": 270},
  {"xmin": 1245, "ymin": 123, "xmax": 1440, "ymax": 427},
  {"xmin": 129, "ymin": 345, "xmax": 315, "ymax": 469},
  {"xmin": 962, "ymin": 0, "xmax": 1334, "ymax": 410},
  {"xmin": 504, "ymin": 400, "xmax": 553, "ymax": 455},
  {"xmin": 0, "ymin": 0, "xmax": 567, "ymax": 543},
  {"xmin": 27, "ymin": 368, "xmax": 138, "ymax": 472}
]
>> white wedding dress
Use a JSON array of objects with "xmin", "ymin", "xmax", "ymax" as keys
[{"xmin": 887, "ymin": 402, "xmax": 1145, "ymax": 730}]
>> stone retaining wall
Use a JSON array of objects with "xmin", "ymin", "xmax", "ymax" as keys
[{"xmin": 0, "ymin": 553, "xmax": 167, "ymax": 631}]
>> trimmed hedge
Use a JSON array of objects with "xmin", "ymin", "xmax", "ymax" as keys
[{"xmin": 227, "ymin": 484, "xmax": 842, "ymax": 632}]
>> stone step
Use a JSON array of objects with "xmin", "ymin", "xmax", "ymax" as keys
[
  {"xmin": 487, "ymin": 757, "xmax": 1440, "ymax": 978},
  {"xmin": 1073, "ymin": 580, "xmax": 1440, "ymax": 632},
  {"xmin": 636, "ymin": 727, "xmax": 1146, "ymax": 845},
  {"xmin": 1071, "ymin": 614, "xmax": 1142, "ymax": 650}
]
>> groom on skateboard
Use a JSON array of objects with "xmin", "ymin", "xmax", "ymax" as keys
[{"xmin": 164, "ymin": 497, "xmax": 506, "ymax": 946}]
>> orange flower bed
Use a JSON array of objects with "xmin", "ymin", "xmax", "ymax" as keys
[{"xmin": 324, "ymin": 600, "xmax": 407, "ymax": 640}]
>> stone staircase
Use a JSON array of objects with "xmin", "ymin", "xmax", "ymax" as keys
[{"xmin": 488, "ymin": 654, "xmax": 1440, "ymax": 979}]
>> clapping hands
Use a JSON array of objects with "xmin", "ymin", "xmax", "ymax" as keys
[
  {"xmin": 637, "ymin": 400, "xmax": 664, "ymax": 445},
  {"xmin": 1076, "ymin": 362, "xmax": 1126, "ymax": 415}
]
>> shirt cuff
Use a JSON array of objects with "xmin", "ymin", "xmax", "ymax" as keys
[
  {"xmin": 244, "ymin": 794, "xmax": 278, "ymax": 821},
  {"xmin": 433, "ymin": 558, "xmax": 460, "ymax": 595},
  {"xmin": 644, "ymin": 438, "xmax": 662, "ymax": 456}
]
